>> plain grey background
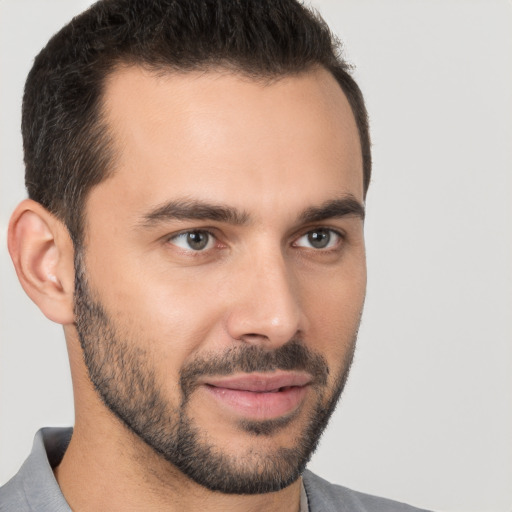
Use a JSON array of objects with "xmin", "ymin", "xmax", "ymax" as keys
[{"xmin": 1, "ymin": 1, "xmax": 511, "ymax": 511}]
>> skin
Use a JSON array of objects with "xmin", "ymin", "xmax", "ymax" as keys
[{"xmin": 8, "ymin": 65, "xmax": 366, "ymax": 511}]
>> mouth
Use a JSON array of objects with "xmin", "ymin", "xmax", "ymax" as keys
[{"xmin": 201, "ymin": 372, "xmax": 312, "ymax": 420}]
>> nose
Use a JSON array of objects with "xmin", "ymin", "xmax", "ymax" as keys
[{"xmin": 225, "ymin": 249, "xmax": 305, "ymax": 348}]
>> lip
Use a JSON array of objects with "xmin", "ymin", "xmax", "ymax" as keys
[{"xmin": 201, "ymin": 372, "xmax": 312, "ymax": 420}]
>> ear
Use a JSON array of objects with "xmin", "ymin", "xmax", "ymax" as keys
[{"xmin": 8, "ymin": 199, "xmax": 75, "ymax": 325}]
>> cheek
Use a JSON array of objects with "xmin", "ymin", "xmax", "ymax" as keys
[
  {"xmin": 86, "ymin": 250, "xmax": 227, "ymax": 367},
  {"xmin": 301, "ymin": 261, "xmax": 366, "ymax": 361}
]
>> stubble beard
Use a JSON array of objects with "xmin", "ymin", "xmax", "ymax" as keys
[{"xmin": 73, "ymin": 253, "xmax": 359, "ymax": 494}]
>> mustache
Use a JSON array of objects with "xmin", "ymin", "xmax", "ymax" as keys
[{"xmin": 179, "ymin": 340, "xmax": 330, "ymax": 399}]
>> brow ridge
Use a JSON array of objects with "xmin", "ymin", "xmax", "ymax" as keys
[
  {"xmin": 140, "ymin": 199, "xmax": 250, "ymax": 227},
  {"xmin": 298, "ymin": 196, "xmax": 365, "ymax": 224},
  {"xmin": 139, "ymin": 195, "xmax": 364, "ymax": 229}
]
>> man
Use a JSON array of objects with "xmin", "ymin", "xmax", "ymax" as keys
[{"xmin": 1, "ymin": 0, "xmax": 430, "ymax": 510}]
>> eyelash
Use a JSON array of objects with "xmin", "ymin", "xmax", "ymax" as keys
[
  {"xmin": 167, "ymin": 229, "xmax": 221, "ymax": 253},
  {"xmin": 166, "ymin": 227, "xmax": 345, "ymax": 254},
  {"xmin": 293, "ymin": 228, "xmax": 344, "ymax": 251}
]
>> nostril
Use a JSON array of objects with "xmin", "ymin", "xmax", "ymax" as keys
[{"xmin": 239, "ymin": 333, "xmax": 270, "ymax": 343}]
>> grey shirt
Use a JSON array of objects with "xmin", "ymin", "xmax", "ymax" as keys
[{"xmin": 0, "ymin": 428, "xmax": 431, "ymax": 512}]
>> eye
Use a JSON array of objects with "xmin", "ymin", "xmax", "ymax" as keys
[
  {"xmin": 168, "ymin": 230, "xmax": 215, "ymax": 251},
  {"xmin": 294, "ymin": 228, "xmax": 342, "ymax": 250}
]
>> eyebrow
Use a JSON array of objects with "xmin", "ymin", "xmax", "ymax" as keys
[
  {"xmin": 139, "ymin": 194, "xmax": 365, "ymax": 228},
  {"xmin": 140, "ymin": 199, "xmax": 250, "ymax": 227},
  {"xmin": 299, "ymin": 196, "xmax": 365, "ymax": 223}
]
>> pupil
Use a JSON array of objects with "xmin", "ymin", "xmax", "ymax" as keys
[
  {"xmin": 187, "ymin": 231, "xmax": 208, "ymax": 250},
  {"xmin": 308, "ymin": 230, "xmax": 330, "ymax": 249}
]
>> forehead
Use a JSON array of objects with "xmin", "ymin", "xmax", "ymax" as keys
[{"xmin": 90, "ymin": 65, "xmax": 363, "ymax": 223}]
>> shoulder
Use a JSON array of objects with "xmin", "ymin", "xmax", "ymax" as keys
[
  {"xmin": 0, "ymin": 428, "xmax": 72, "ymax": 512},
  {"xmin": 0, "ymin": 475, "xmax": 30, "ymax": 512},
  {"xmin": 302, "ymin": 470, "xmax": 433, "ymax": 512}
]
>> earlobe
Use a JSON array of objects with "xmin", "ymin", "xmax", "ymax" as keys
[{"xmin": 8, "ymin": 199, "xmax": 75, "ymax": 325}]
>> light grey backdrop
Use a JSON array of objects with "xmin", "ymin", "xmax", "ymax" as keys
[{"xmin": 1, "ymin": 1, "xmax": 511, "ymax": 511}]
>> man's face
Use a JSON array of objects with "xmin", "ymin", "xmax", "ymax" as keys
[{"xmin": 75, "ymin": 66, "xmax": 366, "ymax": 493}]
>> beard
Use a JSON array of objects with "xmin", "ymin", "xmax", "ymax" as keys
[{"xmin": 73, "ymin": 253, "xmax": 358, "ymax": 494}]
